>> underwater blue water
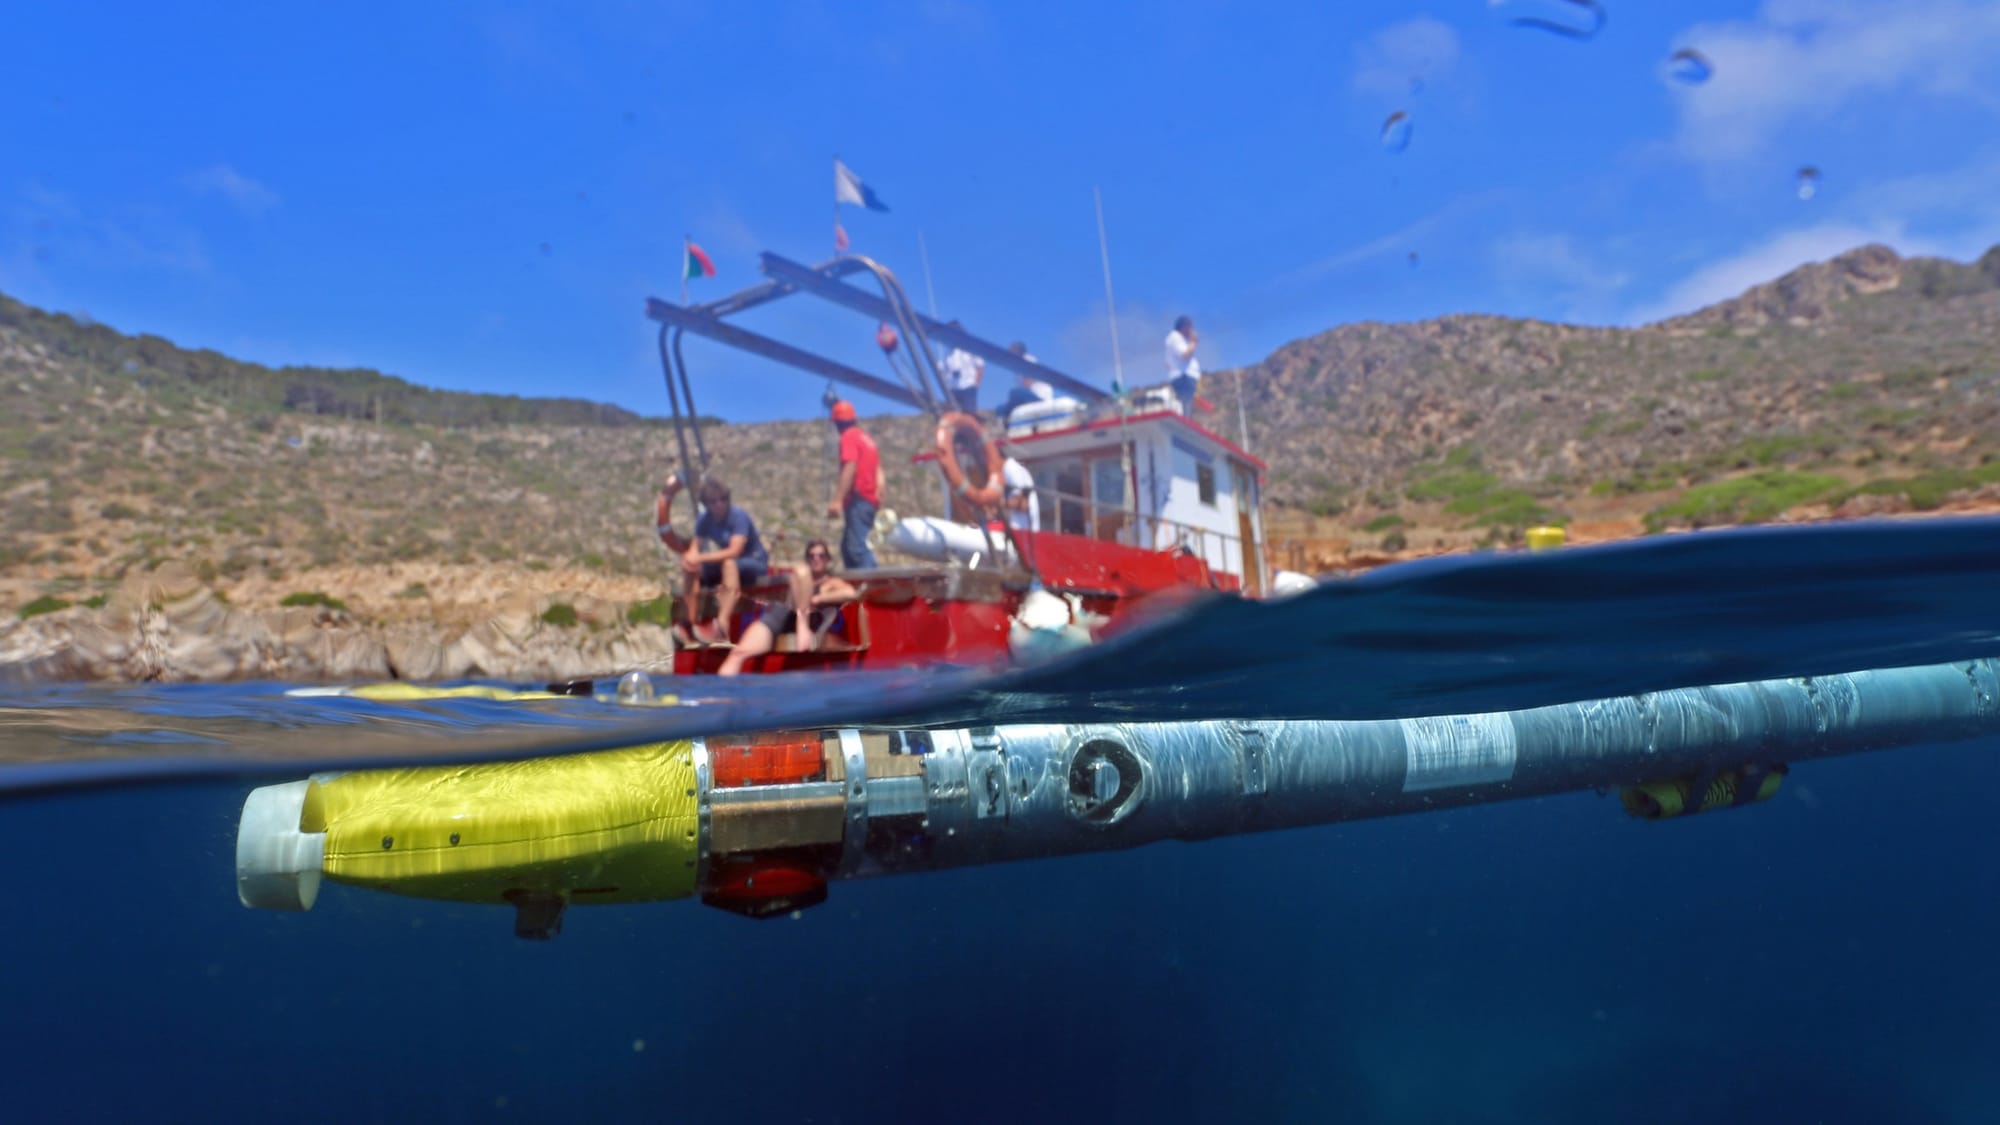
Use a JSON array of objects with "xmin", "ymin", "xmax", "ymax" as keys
[{"xmin": 4, "ymin": 517, "xmax": 2000, "ymax": 1123}]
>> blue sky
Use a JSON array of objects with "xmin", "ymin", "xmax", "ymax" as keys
[{"xmin": 6, "ymin": 0, "xmax": 2000, "ymax": 424}]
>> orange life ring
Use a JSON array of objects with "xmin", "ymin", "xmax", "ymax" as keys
[{"xmin": 933, "ymin": 411, "xmax": 1004, "ymax": 508}]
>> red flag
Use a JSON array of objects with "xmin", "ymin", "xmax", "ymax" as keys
[{"xmin": 683, "ymin": 241, "xmax": 716, "ymax": 280}]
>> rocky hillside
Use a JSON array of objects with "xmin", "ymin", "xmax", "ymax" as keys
[
  {"xmin": 1202, "ymin": 244, "xmax": 2000, "ymax": 564},
  {"xmin": 4, "ymin": 242, "xmax": 1999, "ymax": 674}
]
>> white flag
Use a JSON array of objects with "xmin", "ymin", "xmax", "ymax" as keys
[{"xmin": 834, "ymin": 160, "xmax": 890, "ymax": 212}]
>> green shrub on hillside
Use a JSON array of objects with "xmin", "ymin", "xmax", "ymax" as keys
[
  {"xmin": 1644, "ymin": 471, "xmax": 1842, "ymax": 532},
  {"xmin": 1405, "ymin": 448, "xmax": 1555, "ymax": 529},
  {"xmin": 280, "ymin": 591, "xmax": 347, "ymax": 611},
  {"xmin": 625, "ymin": 596, "xmax": 675, "ymax": 628},
  {"xmin": 20, "ymin": 595, "xmax": 71, "ymax": 619},
  {"xmin": 1843, "ymin": 463, "xmax": 2000, "ymax": 511}
]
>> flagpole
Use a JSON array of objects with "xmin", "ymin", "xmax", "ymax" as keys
[
  {"xmin": 833, "ymin": 156, "xmax": 842, "ymax": 256},
  {"xmin": 1094, "ymin": 185, "xmax": 1138, "ymax": 547},
  {"xmin": 917, "ymin": 230, "xmax": 940, "ymax": 317},
  {"xmin": 1093, "ymin": 186, "xmax": 1125, "ymax": 392}
]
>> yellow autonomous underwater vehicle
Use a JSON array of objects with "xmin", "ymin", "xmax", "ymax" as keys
[{"xmin": 238, "ymin": 658, "xmax": 2000, "ymax": 938}]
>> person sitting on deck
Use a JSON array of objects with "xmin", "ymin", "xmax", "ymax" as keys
[
  {"xmin": 999, "ymin": 341, "xmax": 1054, "ymax": 422},
  {"xmin": 718, "ymin": 538, "xmax": 857, "ymax": 676},
  {"xmin": 658, "ymin": 473, "xmax": 768, "ymax": 645}
]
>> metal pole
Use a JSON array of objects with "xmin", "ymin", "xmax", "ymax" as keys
[
  {"xmin": 1235, "ymin": 368, "xmax": 1251, "ymax": 453},
  {"xmin": 917, "ymin": 230, "xmax": 940, "ymax": 318},
  {"xmin": 1093, "ymin": 186, "xmax": 1125, "ymax": 392},
  {"xmin": 1095, "ymin": 186, "xmax": 1137, "ymax": 540}
]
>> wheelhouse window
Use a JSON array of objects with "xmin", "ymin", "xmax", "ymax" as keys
[{"xmin": 1196, "ymin": 462, "xmax": 1216, "ymax": 507}]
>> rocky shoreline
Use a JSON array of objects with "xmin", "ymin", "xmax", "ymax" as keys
[
  {"xmin": 9, "ymin": 503, "xmax": 1999, "ymax": 684},
  {"xmin": 0, "ymin": 561, "xmax": 677, "ymax": 684}
]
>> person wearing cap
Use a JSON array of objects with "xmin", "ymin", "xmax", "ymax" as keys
[{"xmin": 825, "ymin": 400, "xmax": 883, "ymax": 570}]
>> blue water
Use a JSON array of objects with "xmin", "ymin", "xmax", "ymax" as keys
[{"xmin": 4, "ymin": 517, "xmax": 2000, "ymax": 1123}]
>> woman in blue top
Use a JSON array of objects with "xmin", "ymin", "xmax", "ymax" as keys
[{"xmin": 658, "ymin": 473, "xmax": 768, "ymax": 644}]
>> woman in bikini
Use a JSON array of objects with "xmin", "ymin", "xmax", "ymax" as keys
[{"xmin": 716, "ymin": 538, "xmax": 857, "ymax": 676}]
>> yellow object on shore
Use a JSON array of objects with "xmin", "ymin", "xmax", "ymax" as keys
[
  {"xmin": 1525, "ymin": 526, "xmax": 1566, "ymax": 550},
  {"xmin": 305, "ymin": 742, "xmax": 701, "ymax": 905}
]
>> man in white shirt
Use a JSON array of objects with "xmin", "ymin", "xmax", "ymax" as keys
[
  {"xmin": 1164, "ymin": 314, "xmax": 1200, "ymax": 416},
  {"xmin": 1001, "ymin": 455, "xmax": 1040, "ymax": 532},
  {"xmin": 940, "ymin": 322, "xmax": 983, "ymax": 414}
]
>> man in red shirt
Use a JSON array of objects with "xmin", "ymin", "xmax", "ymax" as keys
[{"xmin": 825, "ymin": 400, "xmax": 882, "ymax": 569}]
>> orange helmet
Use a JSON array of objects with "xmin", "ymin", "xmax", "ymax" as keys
[{"xmin": 831, "ymin": 400, "xmax": 857, "ymax": 422}]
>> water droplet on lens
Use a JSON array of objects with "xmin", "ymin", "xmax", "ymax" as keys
[
  {"xmin": 1408, "ymin": 250, "xmax": 1420, "ymax": 266},
  {"xmin": 1379, "ymin": 111, "xmax": 1412, "ymax": 153},
  {"xmin": 1795, "ymin": 165, "xmax": 1821, "ymax": 201},
  {"xmin": 1492, "ymin": 0, "xmax": 1605, "ymax": 40},
  {"xmin": 1667, "ymin": 47, "xmax": 1713, "ymax": 85},
  {"xmin": 616, "ymin": 670, "xmax": 655, "ymax": 703}
]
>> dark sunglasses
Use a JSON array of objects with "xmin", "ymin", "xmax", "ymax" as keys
[{"xmin": 806, "ymin": 550, "xmax": 831, "ymax": 560}]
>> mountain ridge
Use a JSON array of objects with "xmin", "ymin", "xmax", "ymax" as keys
[{"xmin": 4, "ymin": 241, "xmax": 1999, "ymax": 678}]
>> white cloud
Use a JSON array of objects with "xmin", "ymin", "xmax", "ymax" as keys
[
  {"xmin": 1668, "ymin": 0, "xmax": 2000, "ymax": 162},
  {"xmin": 7, "ymin": 180, "xmax": 210, "ymax": 276},
  {"xmin": 1863, "ymin": 151, "xmax": 2000, "ymax": 242},
  {"xmin": 1054, "ymin": 301, "xmax": 1239, "ymax": 386},
  {"xmin": 693, "ymin": 199, "xmax": 764, "ymax": 262},
  {"xmin": 1352, "ymin": 17, "xmax": 1460, "ymax": 98},
  {"xmin": 183, "ymin": 164, "xmax": 280, "ymax": 214},
  {"xmin": 1630, "ymin": 148, "xmax": 2000, "ymax": 324},
  {"xmin": 1628, "ymin": 222, "xmax": 1937, "ymax": 323},
  {"xmin": 1489, "ymin": 232, "xmax": 1631, "ymax": 296},
  {"xmin": 1274, "ymin": 194, "xmax": 1497, "ymax": 290}
]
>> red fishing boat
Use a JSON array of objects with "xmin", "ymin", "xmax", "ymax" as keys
[{"xmin": 645, "ymin": 253, "xmax": 1300, "ymax": 675}]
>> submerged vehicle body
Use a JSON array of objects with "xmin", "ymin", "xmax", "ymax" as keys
[
  {"xmin": 236, "ymin": 657, "xmax": 2000, "ymax": 938},
  {"xmin": 643, "ymin": 252, "xmax": 1298, "ymax": 676}
]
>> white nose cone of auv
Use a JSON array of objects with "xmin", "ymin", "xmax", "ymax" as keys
[{"xmin": 236, "ymin": 780, "xmax": 326, "ymax": 911}]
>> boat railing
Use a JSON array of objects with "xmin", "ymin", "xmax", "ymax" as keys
[{"xmin": 1031, "ymin": 484, "xmax": 1250, "ymax": 578}]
